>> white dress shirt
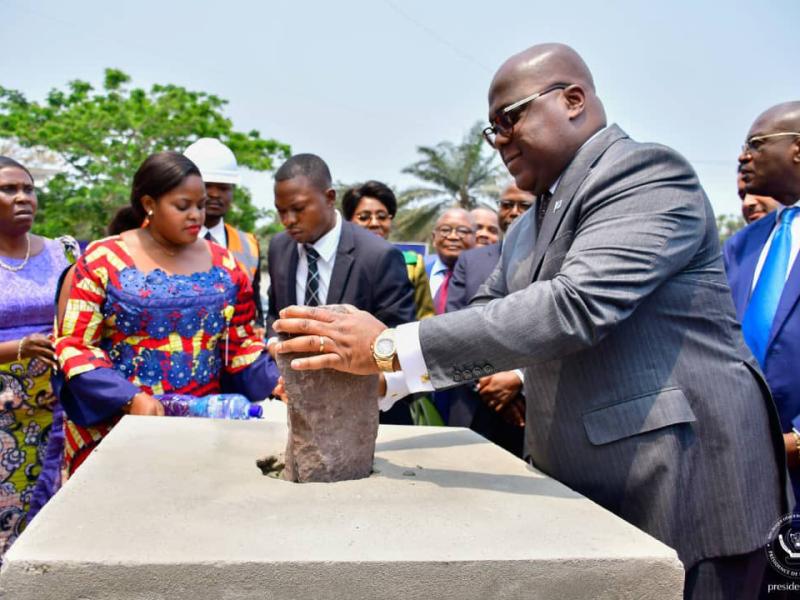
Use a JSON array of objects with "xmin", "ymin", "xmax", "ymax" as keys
[
  {"xmin": 427, "ymin": 256, "xmax": 451, "ymax": 299},
  {"xmin": 295, "ymin": 211, "xmax": 342, "ymax": 306},
  {"xmin": 200, "ymin": 219, "xmax": 228, "ymax": 247},
  {"xmin": 750, "ymin": 200, "xmax": 800, "ymax": 291}
]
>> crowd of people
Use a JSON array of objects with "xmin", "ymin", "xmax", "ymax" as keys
[{"xmin": 1, "ymin": 40, "xmax": 799, "ymax": 598}]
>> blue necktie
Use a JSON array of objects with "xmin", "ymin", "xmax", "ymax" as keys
[{"xmin": 742, "ymin": 207, "xmax": 799, "ymax": 365}]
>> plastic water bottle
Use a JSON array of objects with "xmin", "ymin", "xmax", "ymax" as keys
[{"xmin": 158, "ymin": 393, "xmax": 263, "ymax": 419}]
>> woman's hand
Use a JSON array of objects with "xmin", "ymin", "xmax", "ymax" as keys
[
  {"xmin": 19, "ymin": 333, "xmax": 58, "ymax": 369},
  {"xmin": 126, "ymin": 392, "xmax": 165, "ymax": 416}
]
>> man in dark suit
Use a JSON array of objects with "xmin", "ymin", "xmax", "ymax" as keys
[
  {"xmin": 267, "ymin": 154, "xmax": 415, "ymax": 422},
  {"xmin": 444, "ymin": 185, "xmax": 535, "ymax": 454},
  {"xmin": 724, "ymin": 102, "xmax": 800, "ymax": 502},
  {"xmin": 273, "ymin": 45, "xmax": 790, "ymax": 598}
]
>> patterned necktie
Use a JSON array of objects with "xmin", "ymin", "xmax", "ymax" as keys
[
  {"xmin": 434, "ymin": 269, "xmax": 453, "ymax": 314},
  {"xmin": 536, "ymin": 191, "xmax": 552, "ymax": 234},
  {"xmin": 304, "ymin": 244, "xmax": 321, "ymax": 306},
  {"xmin": 742, "ymin": 207, "xmax": 799, "ymax": 366}
]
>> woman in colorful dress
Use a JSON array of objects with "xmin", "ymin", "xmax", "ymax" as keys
[
  {"xmin": 0, "ymin": 156, "xmax": 78, "ymax": 561},
  {"xmin": 55, "ymin": 152, "xmax": 278, "ymax": 476}
]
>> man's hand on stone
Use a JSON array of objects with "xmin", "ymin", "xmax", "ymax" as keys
[
  {"xmin": 273, "ymin": 305, "xmax": 387, "ymax": 375},
  {"xmin": 477, "ymin": 371, "xmax": 522, "ymax": 412}
]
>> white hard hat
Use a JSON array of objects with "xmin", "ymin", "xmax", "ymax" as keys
[{"xmin": 183, "ymin": 138, "xmax": 241, "ymax": 185}]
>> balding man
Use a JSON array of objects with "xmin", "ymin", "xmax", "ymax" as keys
[
  {"xmin": 425, "ymin": 208, "xmax": 476, "ymax": 314},
  {"xmin": 725, "ymin": 103, "xmax": 800, "ymax": 504},
  {"xmin": 470, "ymin": 207, "xmax": 500, "ymax": 247},
  {"xmin": 274, "ymin": 45, "xmax": 788, "ymax": 598}
]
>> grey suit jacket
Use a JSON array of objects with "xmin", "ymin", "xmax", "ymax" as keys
[
  {"xmin": 417, "ymin": 125, "xmax": 788, "ymax": 567},
  {"xmin": 267, "ymin": 221, "xmax": 415, "ymax": 336}
]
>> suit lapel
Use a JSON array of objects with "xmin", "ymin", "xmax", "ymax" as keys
[
  {"xmin": 327, "ymin": 222, "xmax": 355, "ymax": 304},
  {"xmin": 529, "ymin": 125, "xmax": 628, "ymax": 282},
  {"xmin": 733, "ymin": 217, "xmax": 774, "ymax": 320},
  {"xmin": 287, "ymin": 241, "xmax": 299, "ymax": 306},
  {"xmin": 768, "ymin": 252, "xmax": 800, "ymax": 349}
]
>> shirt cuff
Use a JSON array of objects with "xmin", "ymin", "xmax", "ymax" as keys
[
  {"xmin": 396, "ymin": 322, "xmax": 434, "ymax": 394},
  {"xmin": 513, "ymin": 369, "xmax": 525, "ymax": 389},
  {"xmin": 378, "ymin": 372, "xmax": 410, "ymax": 412}
]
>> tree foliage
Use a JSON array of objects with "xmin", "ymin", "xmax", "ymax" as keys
[
  {"xmin": 0, "ymin": 69, "xmax": 290, "ymax": 239},
  {"xmin": 716, "ymin": 212, "xmax": 746, "ymax": 244},
  {"xmin": 393, "ymin": 121, "xmax": 504, "ymax": 240}
]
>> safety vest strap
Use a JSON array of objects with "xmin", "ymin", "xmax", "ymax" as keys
[{"xmin": 225, "ymin": 224, "xmax": 259, "ymax": 278}]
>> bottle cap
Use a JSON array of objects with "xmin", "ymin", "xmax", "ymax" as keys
[{"xmin": 248, "ymin": 404, "xmax": 263, "ymax": 419}]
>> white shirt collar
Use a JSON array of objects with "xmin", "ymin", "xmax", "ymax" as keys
[
  {"xmin": 300, "ymin": 210, "xmax": 341, "ymax": 263},
  {"xmin": 200, "ymin": 219, "xmax": 227, "ymax": 246},
  {"xmin": 431, "ymin": 255, "xmax": 450, "ymax": 276},
  {"xmin": 775, "ymin": 199, "xmax": 800, "ymax": 219}
]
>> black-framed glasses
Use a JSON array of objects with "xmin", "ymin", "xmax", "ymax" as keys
[
  {"xmin": 434, "ymin": 225, "xmax": 475, "ymax": 238},
  {"xmin": 482, "ymin": 84, "xmax": 570, "ymax": 148},
  {"xmin": 741, "ymin": 132, "xmax": 800, "ymax": 155}
]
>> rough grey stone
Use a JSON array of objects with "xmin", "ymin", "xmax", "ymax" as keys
[{"xmin": 276, "ymin": 304, "xmax": 379, "ymax": 482}]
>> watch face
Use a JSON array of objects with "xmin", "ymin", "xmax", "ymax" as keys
[{"xmin": 376, "ymin": 337, "xmax": 395, "ymax": 357}]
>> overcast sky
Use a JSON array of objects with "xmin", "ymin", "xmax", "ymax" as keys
[{"xmin": 2, "ymin": 0, "xmax": 799, "ymax": 218}]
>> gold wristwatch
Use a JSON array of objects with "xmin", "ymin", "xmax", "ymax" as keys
[{"xmin": 372, "ymin": 328, "xmax": 398, "ymax": 372}]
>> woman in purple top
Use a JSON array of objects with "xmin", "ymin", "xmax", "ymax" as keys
[{"xmin": 0, "ymin": 156, "xmax": 78, "ymax": 562}]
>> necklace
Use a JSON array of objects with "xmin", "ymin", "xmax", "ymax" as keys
[
  {"xmin": 146, "ymin": 228, "xmax": 179, "ymax": 257},
  {"xmin": 0, "ymin": 234, "xmax": 31, "ymax": 272}
]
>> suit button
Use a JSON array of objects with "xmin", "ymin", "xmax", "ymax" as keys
[
  {"xmin": 453, "ymin": 372, "xmax": 462, "ymax": 382},
  {"xmin": 472, "ymin": 367, "xmax": 483, "ymax": 378},
  {"xmin": 462, "ymin": 370, "xmax": 472, "ymax": 380},
  {"xmin": 483, "ymin": 364, "xmax": 493, "ymax": 375}
]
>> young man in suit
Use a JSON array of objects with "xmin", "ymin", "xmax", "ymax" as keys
[
  {"xmin": 724, "ymin": 102, "xmax": 800, "ymax": 502},
  {"xmin": 273, "ymin": 45, "xmax": 789, "ymax": 598},
  {"xmin": 267, "ymin": 154, "xmax": 416, "ymax": 422}
]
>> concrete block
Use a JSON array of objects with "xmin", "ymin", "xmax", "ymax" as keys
[{"xmin": 0, "ymin": 416, "xmax": 683, "ymax": 599}]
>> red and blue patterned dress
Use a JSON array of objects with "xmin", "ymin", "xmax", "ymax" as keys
[{"xmin": 55, "ymin": 236, "xmax": 278, "ymax": 475}]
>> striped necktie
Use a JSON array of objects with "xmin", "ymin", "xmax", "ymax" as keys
[
  {"xmin": 304, "ymin": 244, "xmax": 321, "ymax": 306},
  {"xmin": 742, "ymin": 207, "xmax": 799, "ymax": 365}
]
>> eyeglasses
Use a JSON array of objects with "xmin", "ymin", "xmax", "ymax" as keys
[
  {"xmin": 354, "ymin": 211, "xmax": 392, "ymax": 223},
  {"xmin": 482, "ymin": 84, "xmax": 569, "ymax": 148},
  {"xmin": 741, "ymin": 132, "xmax": 800, "ymax": 155},
  {"xmin": 499, "ymin": 199, "xmax": 534, "ymax": 212},
  {"xmin": 435, "ymin": 225, "xmax": 475, "ymax": 238}
]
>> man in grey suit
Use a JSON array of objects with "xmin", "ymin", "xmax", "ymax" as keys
[
  {"xmin": 444, "ymin": 184, "xmax": 535, "ymax": 454},
  {"xmin": 273, "ymin": 44, "xmax": 789, "ymax": 598}
]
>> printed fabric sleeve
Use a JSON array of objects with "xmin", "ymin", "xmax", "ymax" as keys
[
  {"xmin": 223, "ymin": 262, "xmax": 278, "ymax": 399},
  {"xmin": 54, "ymin": 245, "xmax": 139, "ymax": 425}
]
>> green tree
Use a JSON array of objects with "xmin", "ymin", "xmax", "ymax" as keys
[
  {"xmin": 716, "ymin": 213, "xmax": 746, "ymax": 244},
  {"xmin": 393, "ymin": 121, "xmax": 503, "ymax": 240},
  {"xmin": 0, "ymin": 69, "xmax": 290, "ymax": 239}
]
